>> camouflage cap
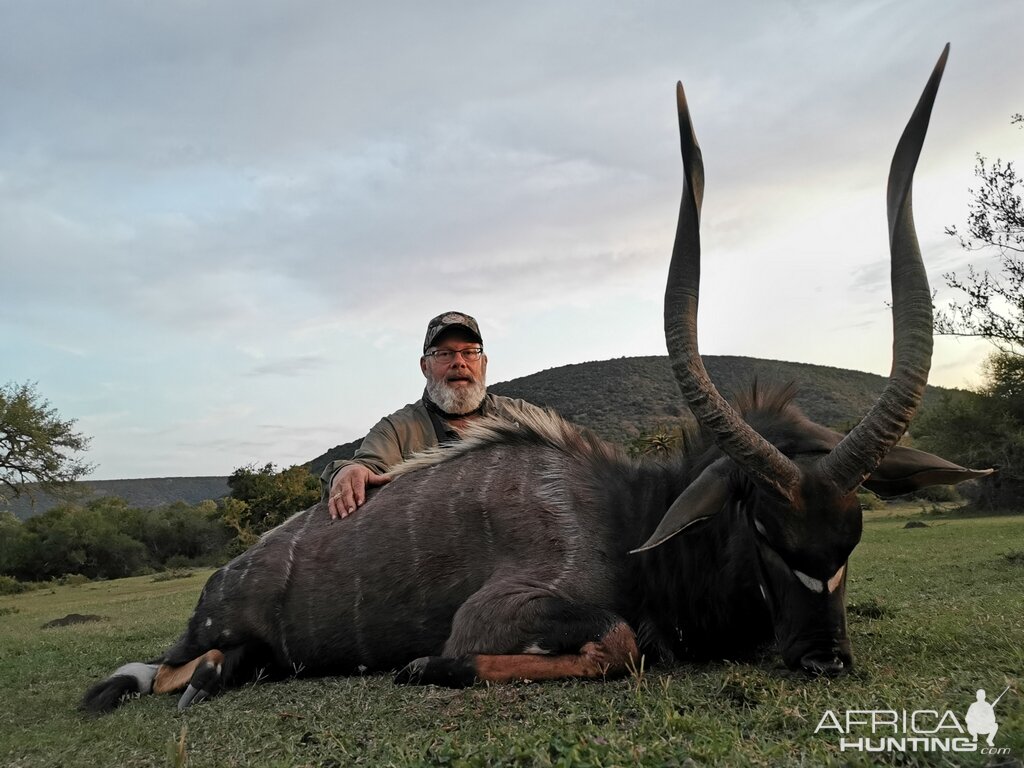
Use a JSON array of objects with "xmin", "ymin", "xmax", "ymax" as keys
[{"xmin": 423, "ymin": 311, "xmax": 483, "ymax": 352}]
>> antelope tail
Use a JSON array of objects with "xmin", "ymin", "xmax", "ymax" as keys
[{"xmin": 80, "ymin": 662, "xmax": 159, "ymax": 714}]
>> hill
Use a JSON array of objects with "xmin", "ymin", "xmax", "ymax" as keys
[
  {"xmin": 2, "ymin": 477, "xmax": 231, "ymax": 522},
  {"xmin": 6, "ymin": 355, "xmax": 960, "ymax": 519},
  {"xmin": 305, "ymin": 354, "xmax": 956, "ymax": 475}
]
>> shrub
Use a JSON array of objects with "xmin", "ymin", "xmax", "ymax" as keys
[
  {"xmin": 0, "ymin": 574, "xmax": 28, "ymax": 595},
  {"xmin": 909, "ymin": 484, "xmax": 962, "ymax": 503},
  {"xmin": 857, "ymin": 491, "xmax": 887, "ymax": 511},
  {"xmin": 58, "ymin": 573, "xmax": 91, "ymax": 586}
]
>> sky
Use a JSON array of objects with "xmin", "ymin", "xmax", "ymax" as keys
[{"xmin": 2, "ymin": 1, "xmax": 1022, "ymax": 481}]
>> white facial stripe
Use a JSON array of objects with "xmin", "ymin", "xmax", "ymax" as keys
[
  {"xmin": 793, "ymin": 569, "xmax": 824, "ymax": 593},
  {"xmin": 754, "ymin": 518, "xmax": 844, "ymax": 596},
  {"xmin": 828, "ymin": 564, "xmax": 846, "ymax": 593}
]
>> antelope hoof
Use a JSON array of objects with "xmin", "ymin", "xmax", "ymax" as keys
[
  {"xmin": 394, "ymin": 656, "xmax": 476, "ymax": 688},
  {"xmin": 799, "ymin": 651, "xmax": 850, "ymax": 677},
  {"xmin": 177, "ymin": 684, "xmax": 209, "ymax": 711},
  {"xmin": 176, "ymin": 658, "xmax": 222, "ymax": 710},
  {"xmin": 394, "ymin": 657, "xmax": 428, "ymax": 685}
]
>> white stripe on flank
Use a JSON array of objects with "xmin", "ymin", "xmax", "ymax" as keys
[
  {"xmin": 476, "ymin": 454, "xmax": 500, "ymax": 554},
  {"xmin": 281, "ymin": 532, "xmax": 297, "ymax": 590},
  {"xmin": 537, "ymin": 459, "xmax": 578, "ymax": 591},
  {"xmin": 405, "ymin": 486, "xmax": 426, "ymax": 633},
  {"xmin": 352, "ymin": 573, "xmax": 370, "ymax": 664},
  {"xmin": 275, "ymin": 531, "xmax": 300, "ymax": 667}
]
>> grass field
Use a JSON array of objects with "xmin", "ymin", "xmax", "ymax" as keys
[{"xmin": 1, "ymin": 505, "xmax": 1022, "ymax": 767}]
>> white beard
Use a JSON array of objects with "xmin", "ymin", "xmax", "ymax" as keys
[{"xmin": 425, "ymin": 376, "xmax": 487, "ymax": 415}]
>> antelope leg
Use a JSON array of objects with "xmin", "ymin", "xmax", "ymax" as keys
[
  {"xmin": 396, "ymin": 585, "xmax": 639, "ymax": 687},
  {"xmin": 153, "ymin": 649, "xmax": 224, "ymax": 694},
  {"xmin": 175, "ymin": 651, "xmax": 228, "ymax": 711},
  {"xmin": 394, "ymin": 622, "xmax": 639, "ymax": 686},
  {"xmin": 153, "ymin": 648, "xmax": 227, "ymax": 711},
  {"xmin": 476, "ymin": 621, "xmax": 640, "ymax": 681}
]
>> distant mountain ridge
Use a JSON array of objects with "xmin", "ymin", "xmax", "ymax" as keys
[
  {"xmin": 3, "ymin": 477, "xmax": 231, "ymax": 522},
  {"xmin": 6, "ymin": 355, "xmax": 959, "ymax": 520},
  {"xmin": 305, "ymin": 354, "xmax": 955, "ymax": 474}
]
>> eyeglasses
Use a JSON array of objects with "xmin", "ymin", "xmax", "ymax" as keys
[{"xmin": 424, "ymin": 348, "xmax": 484, "ymax": 363}]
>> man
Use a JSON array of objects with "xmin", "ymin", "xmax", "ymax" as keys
[{"xmin": 320, "ymin": 311, "xmax": 540, "ymax": 519}]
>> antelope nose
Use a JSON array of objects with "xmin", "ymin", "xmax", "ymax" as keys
[{"xmin": 799, "ymin": 651, "xmax": 848, "ymax": 677}]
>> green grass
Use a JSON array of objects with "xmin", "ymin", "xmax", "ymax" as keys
[{"xmin": 2, "ymin": 507, "xmax": 1022, "ymax": 767}]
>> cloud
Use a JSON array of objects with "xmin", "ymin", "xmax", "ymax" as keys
[
  {"xmin": 2, "ymin": 0, "xmax": 1021, "ymax": 478},
  {"xmin": 246, "ymin": 355, "xmax": 330, "ymax": 377}
]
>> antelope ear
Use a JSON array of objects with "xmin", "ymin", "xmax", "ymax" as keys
[
  {"xmin": 862, "ymin": 445, "xmax": 995, "ymax": 497},
  {"xmin": 631, "ymin": 457, "xmax": 732, "ymax": 553}
]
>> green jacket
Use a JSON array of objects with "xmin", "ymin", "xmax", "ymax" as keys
[{"xmin": 319, "ymin": 393, "xmax": 542, "ymax": 497}]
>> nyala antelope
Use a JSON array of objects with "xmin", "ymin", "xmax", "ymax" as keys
[{"xmin": 83, "ymin": 44, "xmax": 990, "ymax": 714}]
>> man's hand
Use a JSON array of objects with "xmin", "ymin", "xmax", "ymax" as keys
[{"xmin": 328, "ymin": 464, "xmax": 392, "ymax": 520}]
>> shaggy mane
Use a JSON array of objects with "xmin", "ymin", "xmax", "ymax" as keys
[
  {"xmin": 389, "ymin": 405, "xmax": 620, "ymax": 478},
  {"xmin": 391, "ymin": 380, "xmax": 805, "ymax": 479},
  {"xmin": 730, "ymin": 379, "xmax": 802, "ymax": 418}
]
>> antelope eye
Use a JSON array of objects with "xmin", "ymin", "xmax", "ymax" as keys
[
  {"xmin": 753, "ymin": 519, "xmax": 829, "ymax": 593},
  {"xmin": 753, "ymin": 518, "xmax": 786, "ymax": 558},
  {"xmin": 753, "ymin": 520, "xmax": 788, "ymax": 564}
]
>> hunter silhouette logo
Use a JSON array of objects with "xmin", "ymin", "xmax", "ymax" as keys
[{"xmin": 965, "ymin": 687, "xmax": 1009, "ymax": 747}]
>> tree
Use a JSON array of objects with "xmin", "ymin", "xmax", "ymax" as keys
[
  {"xmin": 980, "ymin": 349, "xmax": 1024, "ymax": 412},
  {"xmin": 0, "ymin": 510, "xmax": 32, "ymax": 576},
  {"xmin": 16, "ymin": 502, "xmax": 150, "ymax": 580},
  {"xmin": 936, "ymin": 114, "xmax": 1024, "ymax": 354},
  {"xmin": 913, "ymin": 349, "xmax": 1024, "ymax": 508},
  {"xmin": 218, "ymin": 496, "xmax": 258, "ymax": 550},
  {"xmin": 0, "ymin": 497, "xmax": 234, "ymax": 581},
  {"xmin": 0, "ymin": 381, "xmax": 94, "ymax": 503},
  {"xmin": 109, "ymin": 498, "xmax": 233, "ymax": 567},
  {"xmin": 925, "ymin": 113, "xmax": 1024, "ymax": 507},
  {"xmin": 226, "ymin": 462, "xmax": 320, "ymax": 538}
]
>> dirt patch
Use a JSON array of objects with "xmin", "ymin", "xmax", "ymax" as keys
[
  {"xmin": 903, "ymin": 520, "xmax": 929, "ymax": 529},
  {"xmin": 41, "ymin": 613, "xmax": 105, "ymax": 629},
  {"xmin": 1002, "ymin": 550, "xmax": 1024, "ymax": 566}
]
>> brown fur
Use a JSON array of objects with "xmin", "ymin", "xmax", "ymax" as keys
[
  {"xmin": 474, "ymin": 622, "xmax": 639, "ymax": 682},
  {"xmin": 153, "ymin": 649, "xmax": 225, "ymax": 694}
]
